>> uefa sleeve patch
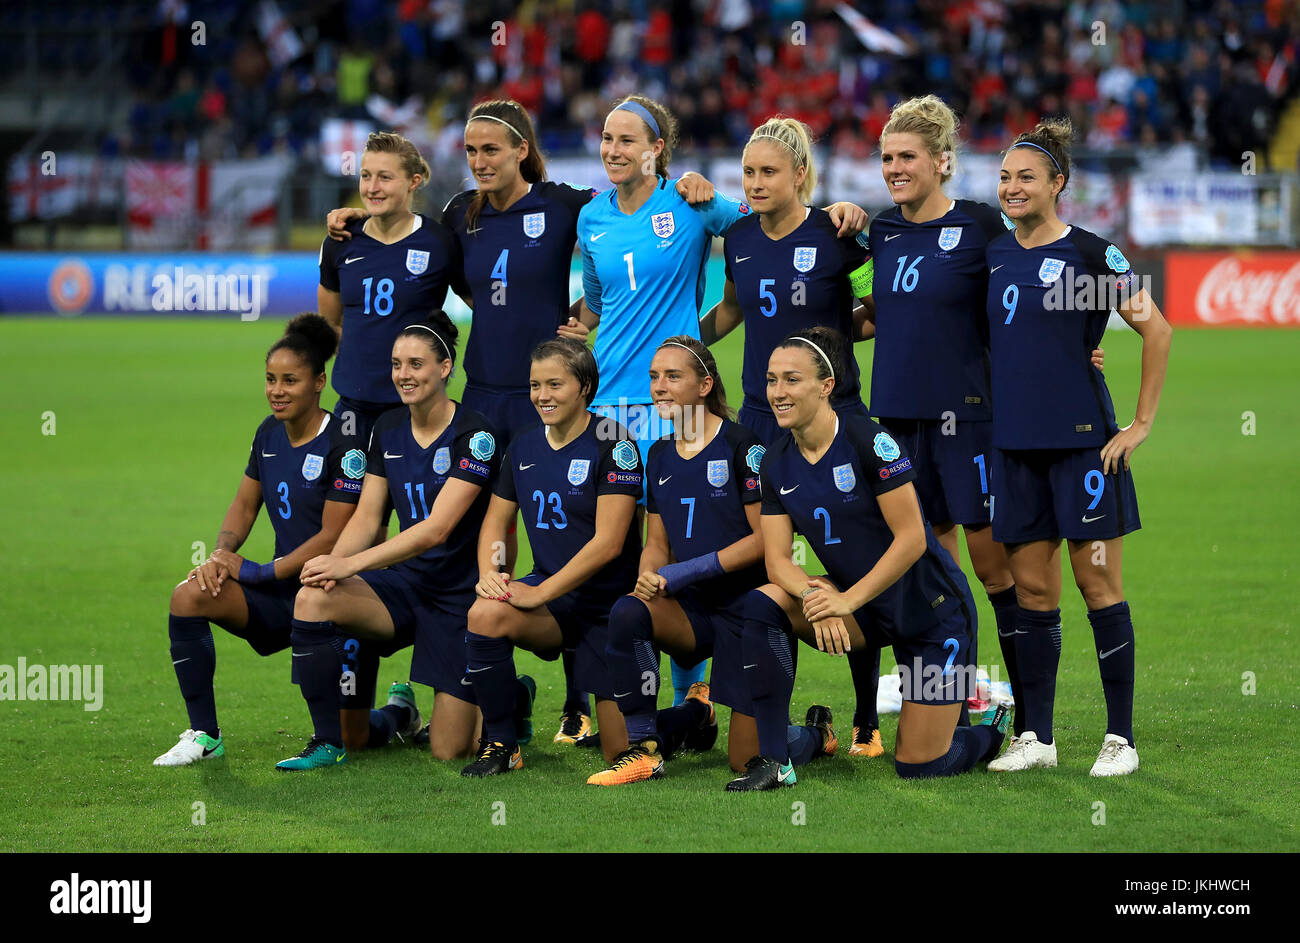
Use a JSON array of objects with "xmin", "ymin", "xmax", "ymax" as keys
[
  {"xmin": 612, "ymin": 440, "xmax": 639, "ymax": 471},
  {"xmin": 745, "ymin": 444, "xmax": 765, "ymax": 475},
  {"xmin": 469, "ymin": 430, "xmax": 496, "ymax": 462},
  {"xmin": 1105, "ymin": 245, "xmax": 1131, "ymax": 273},
  {"xmin": 872, "ymin": 433, "xmax": 900, "ymax": 462},
  {"xmin": 341, "ymin": 449, "xmax": 367, "ymax": 479}
]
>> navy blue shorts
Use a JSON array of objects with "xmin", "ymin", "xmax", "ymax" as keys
[
  {"xmin": 676, "ymin": 590, "xmax": 751, "ymax": 714},
  {"xmin": 461, "ymin": 383, "xmax": 538, "ymax": 448},
  {"xmin": 359, "ymin": 568, "xmax": 471, "ymax": 703},
  {"xmin": 234, "ymin": 579, "xmax": 298, "ymax": 656},
  {"xmin": 517, "ymin": 571, "xmax": 617, "ymax": 701},
  {"xmin": 334, "ymin": 395, "xmax": 404, "ymax": 445},
  {"xmin": 875, "ymin": 604, "xmax": 975, "ymax": 706},
  {"xmin": 991, "ymin": 447, "xmax": 1141, "ymax": 545},
  {"xmin": 739, "ymin": 398, "xmax": 871, "ymax": 448},
  {"xmin": 878, "ymin": 417, "xmax": 994, "ymax": 527}
]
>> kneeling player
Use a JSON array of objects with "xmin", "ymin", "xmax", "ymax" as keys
[
  {"xmin": 731, "ymin": 327, "xmax": 1010, "ymax": 789},
  {"xmin": 591, "ymin": 336, "xmax": 834, "ymax": 785},
  {"xmin": 281, "ymin": 312, "xmax": 532, "ymax": 770},
  {"xmin": 154, "ymin": 315, "xmax": 362, "ymax": 766}
]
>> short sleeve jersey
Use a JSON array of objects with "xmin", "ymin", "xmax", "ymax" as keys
[
  {"xmin": 985, "ymin": 226, "xmax": 1138, "ymax": 449},
  {"xmin": 441, "ymin": 181, "xmax": 595, "ymax": 393},
  {"xmin": 365, "ymin": 404, "xmax": 500, "ymax": 592},
  {"xmin": 244, "ymin": 412, "xmax": 365, "ymax": 560},
  {"xmin": 577, "ymin": 178, "xmax": 749, "ymax": 404},
  {"xmin": 724, "ymin": 208, "xmax": 867, "ymax": 413},
  {"xmin": 494, "ymin": 416, "xmax": 644, "ymax": 600},
  {"xmin": 759, "ymin": 415, "xmax": 969, "ymax": 639},
  {"xmin": 319, "ymin": 213, "xmax": 463, "ymax": 404},
  {"xmin": 863, "ymin": 199, "xmax": 1010, "ymax": 421},
  {"xmin": 645, "ymin": 421, "xmax": 766, "ymax": 604}
]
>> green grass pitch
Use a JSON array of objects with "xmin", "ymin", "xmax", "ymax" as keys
[{"xmin": 0, "ymin": 317, "xmax": 1296, "ymax": 852}]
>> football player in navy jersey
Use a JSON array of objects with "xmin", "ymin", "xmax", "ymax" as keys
[
  {"xmin": 570, "ymin": 97, "xmax": 868, "ymax": 708},
  {"xmin": 984, "ymin": 120, "xmax": 1171, "ymax": 777},
  {"xmin": 588, "ymin": 336, "xmax": 836, "ymax": 785},
  {"xmin": 318, "ymin": 132, "xmax": 465, "ymax": 448},
  {"xmin": 278, "ymin": 311, "xmax": 535, "ymax": 770},
  {"xmin": 460, "ymin": 338, "xmax": 645, "ymax": 777},
  {"xmin": 154, "ymin": 315, "xmax": 363, "ymax": 766},
  {"xmin": 728, "ymin": 327, "xmax": 1011, "ymax": 790}
]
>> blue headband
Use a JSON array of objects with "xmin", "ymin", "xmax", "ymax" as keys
[
  {"xmin": 613, "ymin": 101, "xmax": 661, "ymax": 140},
  {"xmin": 1011, "ymin": 141, "xmax": 1062, "ymax": 175}
]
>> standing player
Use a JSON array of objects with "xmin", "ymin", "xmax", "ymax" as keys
[
  {"xmin": 731, "ymin": 327, "xmax": 1010, "ymax": 790},
  {"xmin": 572, "ymin": 96, "xmax": 867, "ymax": 706},
  {"xmin": 279, "ymin": 313, "xmax": 532, "ymax": 769},
  {"xmin": 154, "ymin": 315, "xmax": 362, "ymax": 766},
  {"xmin": 460, "ymin": 338, "xmax": 644, "ymax": 776},
  {"xmin": 590, "ymin": 337, "xmax": 835, "ymax": 785},
  {"xmin": 984, "ymin": 120, "xmax": 1171, "ymax": 776}
]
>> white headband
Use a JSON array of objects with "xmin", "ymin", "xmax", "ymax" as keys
[
  {"xmin": 404, "ymin": 324, "xmax": 451, "ymax": 361},
  {"xmin": 789, "ymin": 336, "xmax": 835, "ymax": 380},
  {"xmin": 467, "ymin": 114, "xmax": 524, "ymax": 141},
  {"xmin": 750, "ymin": 131, "xmax": 801, "ymax": 158},
  {"xmin": 659, "ymin": 341, "xmax": 711, "ymax": 378}
]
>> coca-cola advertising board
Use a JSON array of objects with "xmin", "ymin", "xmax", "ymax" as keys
[{"xmin": 1165, "ymin": 251, "xmax": 1300, "ymax": 326}]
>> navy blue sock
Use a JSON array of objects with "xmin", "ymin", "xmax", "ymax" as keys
[
  {"xmin": 742, "ymin": 591, "xmax": 796, "ymax": 764},
  {"xmin": 561, "ymin": 647, "xmax": 589, "ymax": 716},
  {"xmin": 1015, "ymin": 607, "xmax": 1062, "ymax": 745},
  {"xmin": 655, "ymin": 699, "xmax": 707, "ymax": 754},
  {"xmin": 787, "ymin": 725, "xmax": 820, "ymax": 767},
  {"xmin": 168, "ymin": 614, "xmax": 218, "ymax": 737},
  {"xmin": 1088, "ymin": 601, "xmax": 1136, "ymax": 746},
  {"xmin": 849, "ymin": 645, "xmax": 881, "ymax": 729},
  {"xmin": 290, "ymin": 619, "xmax": 344, "ymax": 748},
  {"xmin": 607, "ymin": 596, "xmax": 659, "ymax": 741},
  {"xmin": 988, "ymin": 586, "xmax": 1025, "ymax": 735},
  {"xmin": 467, "ymin": 632, "xmax": 518, "ymax": 747},
  {"xmin": 367, "ymin": 704, "xmax": 411, "ymax": 748},
  {"xmin": 894, "ymin": 724, "xmax": 1001, "ymax": 778}
]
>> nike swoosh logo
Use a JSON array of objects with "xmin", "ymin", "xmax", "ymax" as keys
[
  {"xmin": 776, "ymin": 764, "xmax": 795, "ymax": 783},
  {"xmin": 1099, "ymin": 642, "xmax": 1130, "ymax": 659},
  {"xmin": 172, "ymin": 658, "xmax": 190, "ymax": 666},
  {"xmin": 519, "ymin": 463, "xmax": 535, "ymax": 470},
  {"xmin": 291, "ymin": 652, "xmax": 312, "ymax": 657},
  {"xmin": 261, "ymin": 451, "xmax": 276, "ymax": 457},
  {"xmin": 466, "ymin": 665, "xmax": 492, "ymax": 673},
  {"xmin": 884, "ymin": 233, "xmax": 901, "ymax": 241},
  {"xmin": 590, "ymin": 232, "xmax": 607, "ymax": 242},
  {"xmin": 384, "ymin": 451, "xmax": 404, "ymax": 459},
  {"xmin": 335, "ymin": 754, "xmax": 345, "ymax": 763},
  {"xmin": 202, "ymin": 745, "xmax": 220, "ymax": 757},
  {"xmin": 734, "ymin": 256, "xmax": 751, "ymax": 263},
  {"xmin": 658, "ymin": 476, "xmax": 672, "ymax": 485},
  {"xmin": 779, "ymin": 485, "xmax": 799, "ymax": 495},
  {"xmin": 344, "ymin": 256, "xmax": 365, "ymax": 264},
  {"xmin": 613, "ymin": 691, "xmax": 632, "ymax": 698},
  {"xmin": 742, "ymin": 664, "xmax": 757, "ymax": 669},
  {"xmin": 1082, "ymin": 514, "xmax": 1106, "ymax": 523},
  {"xmin": 460, "ymin": 678, "xmax": 473, "ymax": 686},
  {"xmin": 991, "ymin": 264, "xmax": 1005, "ymax": 273},
  {"xmin": 997, "ymin": 629, "xmax": 1017, "ymax": 638}
]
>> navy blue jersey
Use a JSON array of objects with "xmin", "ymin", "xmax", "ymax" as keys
[
  {"xmin": 725, "ymin": 207, "xmax": 867, "ymax": 414},
  {"xmin": 365, "ymin": 404, "xmax": 500, "ymax": 593},
  {"xmin": 758, "ymin": 415, "xmax": 968, "ymax": 639},
  {"xmin": 985, "ymin": 226, "xmax": 1138, "ymax": 449},
  {"xmin": 494, "ymin": 417, "xmax": 643, "ymax": 599},
  {"xmin": 442, "ymin": 181, "xmax": 595, "ymax": 394},
  {"xmin": 645, "ymin": 420, "xmax": 766, "ymax": 603},
  {"xmin": 319, "ymin": 213, "xmax": 464, "ymax": 404},
  {"xmin": 864, "ymin": 199, "xmax": 1009, "ymax": 421},
  {"xmin": 244, "ymin": 412, "xmax": 365, "ymax": 560}
]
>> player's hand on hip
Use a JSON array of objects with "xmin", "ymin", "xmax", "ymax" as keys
[
  {"xmin": 326, "ymin": 207, "xmax": 366, "ymax": 240},
  {"xmin": 634, "ymin": 570, "xmax": 666, "ymax": 601},
  {"xmin": 675, "ymin": 171, "xmax": 715, "ymax": 204},
  {"xmin": 476, "ymin": 571, "xmax": 512, "ymax": 601},
  {"xmin": 826, "ymin": 202, "xmax": 868, "ymax": 237},
  {"xmin": 812, "ymin": 617, "xmax": 852, "ymax": 655},
  {"xmin": 556, "ymin": 317, "xmax": 590, "ymax": 341},
  {"xmin": 1100, "ymin": 419, "xmax": 1150, "ymax": 475}
]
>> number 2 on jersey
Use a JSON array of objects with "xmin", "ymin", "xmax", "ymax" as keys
[{"xmin": 813, "ymin": 506, "xmax": 841, "ymax": 546}]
